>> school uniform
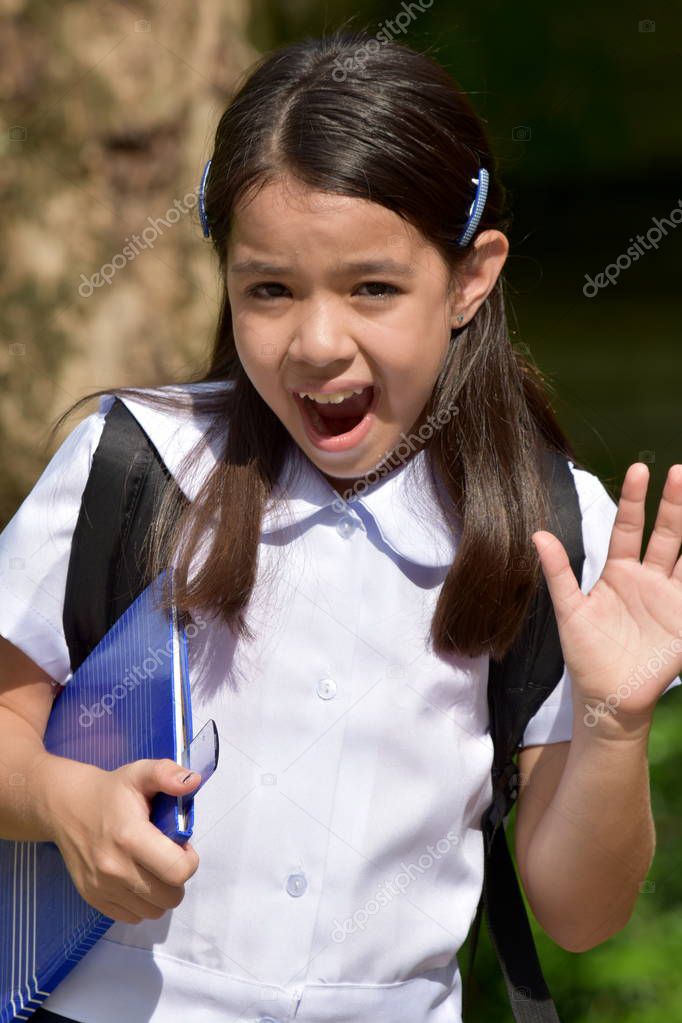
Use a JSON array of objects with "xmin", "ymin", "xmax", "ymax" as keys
[{"xmin": 1, "ymin": 382, "xmax": 679, "ymax": 1023}]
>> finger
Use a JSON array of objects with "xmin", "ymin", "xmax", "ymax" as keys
[
  {"xmin": 643, "ymin": 464, "xmax": 682, "ymax": 576},
  {"xmin": 532, "ymin": 531, "xmax": 584, "ymax": 624},
  {"xmin": 121, "ymin": 861, "xmax": 186, "ymax": 912},
  {"xmin": 100, "ymin": 893, "xmax": 166, "ymax": 923},
  {"xmin": 98, "ymin": 899, "xmax": 143, "ymax": 925},
  {"xmin": 605, "ymin": 463, "xmax": 649, "ymax": 562},
  {"xmin": 131, "ymin": 819, "xmax": 199, "ymax": 889},
  {"xmin": 60, "ymin": 825, "xmax": 187, "ymax": 916},
  {"xmin": 118, "ymin": 885, "xmax": 172, "ymax": 921}
]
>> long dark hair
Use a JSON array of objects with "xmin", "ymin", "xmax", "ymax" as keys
[{"xmin": 50, "ymin": 28, "xmax": 582, "ymax": 661}]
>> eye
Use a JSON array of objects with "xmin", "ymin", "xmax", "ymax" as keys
[
  {"xmin": 244, "ymin": 282, "xmax": 289, "ymax": 300},
  {"xmin": 243, "ymin": 281, "xmax": 402, "ymax": 301},
  {"xmin": 355, "ymin": 282, "xmax": 400, "ymax": 300}
]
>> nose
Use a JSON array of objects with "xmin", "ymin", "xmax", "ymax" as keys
[{"xmin": 286, "ymin": 299, "xmax": 357, "ymax": 368}]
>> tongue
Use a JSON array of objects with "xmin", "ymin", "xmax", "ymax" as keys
[{"xmin": 312, "ymin": 387, "xmax": 373, "ymax": 420}]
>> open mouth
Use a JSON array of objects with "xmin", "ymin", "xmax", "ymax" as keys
[{"xmin": 293, "ymin": 385, "xmax": 378, "ymax": 450}]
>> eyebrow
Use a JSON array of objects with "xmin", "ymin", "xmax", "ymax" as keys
[{"xmin": 229, "ymin": 258, "xmax": 418, "ymax": 278}]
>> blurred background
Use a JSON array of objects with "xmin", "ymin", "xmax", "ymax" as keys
[{"xmin": 1, "ymin": 1, "xmax": 680, "ymax": 1020}]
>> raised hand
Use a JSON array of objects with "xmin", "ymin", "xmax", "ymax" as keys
[{"xmin": 531, "ymin": 462, "xmax": 682, "ymax": 730}]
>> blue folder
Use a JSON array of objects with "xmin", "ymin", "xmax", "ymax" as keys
[{"xmin": 0, "ymin": 569, "xmax": 204, "ymax": 1022}]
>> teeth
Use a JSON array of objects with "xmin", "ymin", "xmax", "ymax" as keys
[{"xmin": 297, "ymin": 386, "xmax": 368, "ymax": 404}]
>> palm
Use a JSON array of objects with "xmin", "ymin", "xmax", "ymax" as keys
[{"xmin": 533, "ymin": 463, "xmax": 682, "ymax": 722}]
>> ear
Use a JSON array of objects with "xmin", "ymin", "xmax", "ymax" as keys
[{"xmin": 448, "ymin": 229, "xmax": 509, "ymax": 330}]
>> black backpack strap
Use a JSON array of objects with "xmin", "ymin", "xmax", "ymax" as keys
[
  {"xmin": 463, "ymin": 447, "xmax": 585, "ymax": 1022},
  {"xmin": 63, "ymin": 397, "xmax": 188, "ymax": 673}
]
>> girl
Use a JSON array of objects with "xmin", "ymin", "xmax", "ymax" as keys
[{"xmin": 1, "ymin": 28, "xmax": 681, "ymax": 1023}]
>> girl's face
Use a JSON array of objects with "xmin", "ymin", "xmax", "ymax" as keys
[{"xmin": 226, "ymin": 174, "xmax": 506, "ymax": 497}]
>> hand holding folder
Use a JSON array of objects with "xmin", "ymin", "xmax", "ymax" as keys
[{"xmin": 0, "ymin": 569, "xmax": 219, "ymax": 1023}]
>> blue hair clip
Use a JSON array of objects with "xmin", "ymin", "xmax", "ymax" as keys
[
  {"xmin": 199, "ymin": 158, "xmax": 212, "ymax": 238},
  {"xmin": 457, "ymin": 166, "xmax": 489, "ymax": 247},
  {"xmin": 199, "ymin": 157, "xmax": 488, "ymax": 245}
]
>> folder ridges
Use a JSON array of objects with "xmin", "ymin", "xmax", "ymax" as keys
[{"xmin": 0, "ymin": 569, "xmax": 192, "ymax": 1023}]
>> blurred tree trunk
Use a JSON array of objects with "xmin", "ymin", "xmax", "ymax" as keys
[{"xmin": 0, "ymin": 0, "xmax": 254, "ymax": 525}]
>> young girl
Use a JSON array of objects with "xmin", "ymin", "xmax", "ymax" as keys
[{"xmin": 1, "ymin": 28, "xmax": 681, "ymax": 1023}]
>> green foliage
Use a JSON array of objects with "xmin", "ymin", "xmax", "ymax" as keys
[{"xmin": 251, "ymin": 0, "xmax": 682, "ymax": 182}]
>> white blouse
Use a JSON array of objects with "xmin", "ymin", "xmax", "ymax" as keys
[{"xmin": 1, "ymin": 383, "xmax": 678, "ymax": 1023}]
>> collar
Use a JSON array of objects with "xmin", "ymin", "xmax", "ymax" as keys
[
  {"xmin": 262, "ymin": 444, "xmax": 458, "ymax": 568},
  {"xmin": 110, "ymin": 386, "xmax": 458, "ymax": 569}
]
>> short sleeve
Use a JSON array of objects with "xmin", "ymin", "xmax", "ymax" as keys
[
  {"xmin": 0, "ymin": 395, "xmax": 115, "ymax": 685},
  {"xmin": 520, "ymin": 462, "xmax": 682, "ymax": 748}
]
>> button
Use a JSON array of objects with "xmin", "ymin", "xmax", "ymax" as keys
[
  {"xmin": 286, "ymin": 872, "xmax": 307, "ymax": 897},
  {"xmin": 316, "ymin": 677, "xmax": 337, "ymax": 700},
  {"xmin": 257, "ymin": 1017, "xmax": 281, "ymax": 1023},
  {"xmin": 336, "ymin": 514, "xmax": 357, "ymax": 538}
]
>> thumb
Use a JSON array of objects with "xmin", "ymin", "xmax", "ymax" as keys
[
  {"xmin": 531, "ymin": 530, "xmax": 583, "ymax": 624},
  {"xmin": 123, "ymin": 758, "xmax": 202, "ymax": 799}
]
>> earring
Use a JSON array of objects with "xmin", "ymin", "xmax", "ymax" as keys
[{"xmin": 455, "ymin": 313, "xmax": 465, "ymax": 325}]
